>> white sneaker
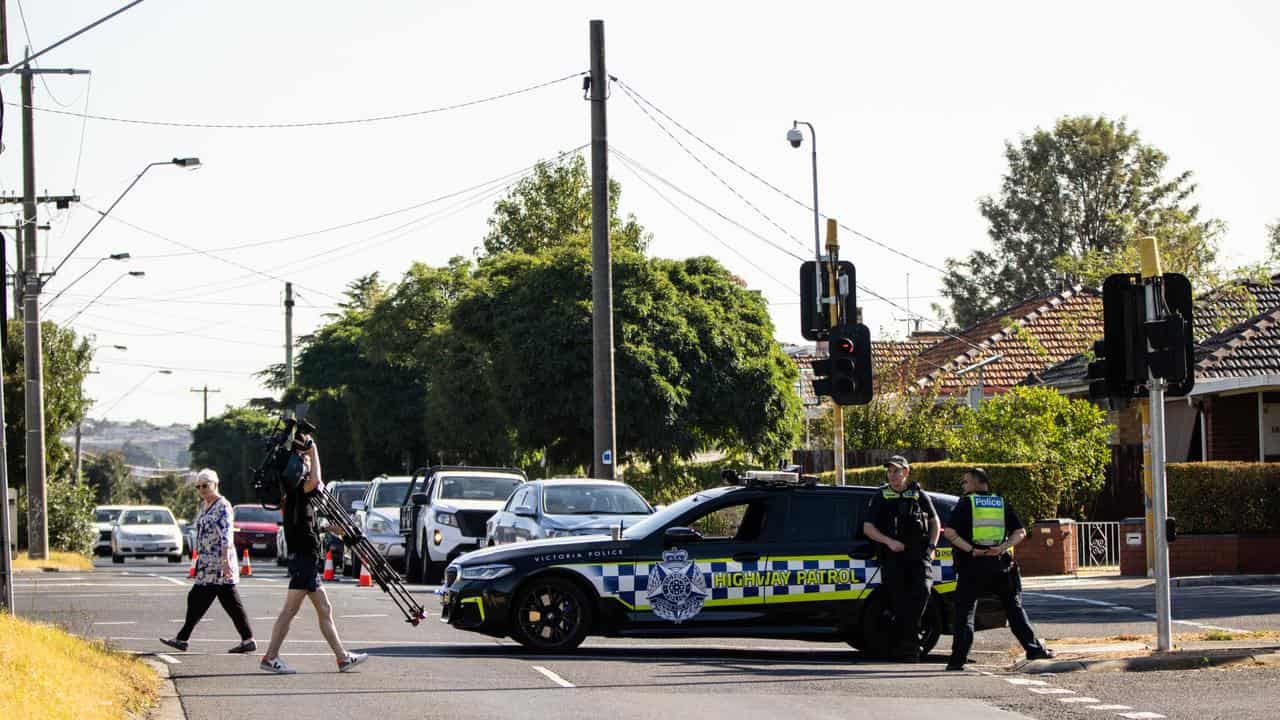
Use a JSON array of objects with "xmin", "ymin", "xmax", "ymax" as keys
[
  {"xmin": 337, "ymin": 652, "xmax": 368, "ymax": 672},
  {"xmin": 259, "ymin": 656, "xmax": 296, "ymax": 674}
]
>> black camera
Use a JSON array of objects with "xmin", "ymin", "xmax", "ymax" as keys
[{"xmin": 251, "ymin": 415, "xmax": 318, "ymax": 508}]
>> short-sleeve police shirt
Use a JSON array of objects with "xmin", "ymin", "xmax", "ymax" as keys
[{"xmin": 948, "ymin": 492, "xmax": 1024, "ymax": 571}]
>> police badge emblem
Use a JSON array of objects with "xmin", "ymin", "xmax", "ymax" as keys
[{"xmin": 646, "ymin": 549, "xmax": 709, "ymax": 623}]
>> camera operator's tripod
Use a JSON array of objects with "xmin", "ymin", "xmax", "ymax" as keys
[{"xmin": 307, "ymin": 489, "xmax": 427, "ymax": 626}]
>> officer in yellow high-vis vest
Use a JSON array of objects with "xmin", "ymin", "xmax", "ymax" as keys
[{"xmin": 942, "ymin": 467, "xmax": 1053, "ymax": 671}]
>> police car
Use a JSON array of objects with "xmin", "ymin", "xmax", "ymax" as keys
[{"xmin": 439, "ymin": 471, "xmax": 1006, "ymax": 654}]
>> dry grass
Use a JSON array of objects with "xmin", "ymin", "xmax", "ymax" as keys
[
  {"xmin": 0, "ymin": 612, "xmax": 159, "ymax": 720},
  {"xmin": 11, "ymin": 551, "xmax": 95, "ymax": 572}
]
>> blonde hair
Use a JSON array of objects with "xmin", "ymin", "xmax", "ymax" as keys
[{"xmin": 193, "ymin": 468, "xmax": 220, "ymax": 486}]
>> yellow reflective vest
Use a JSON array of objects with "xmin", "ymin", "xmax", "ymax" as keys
[{"xmin": 969, "ymin": 493, "xmax": 1006, "ymax": 545}]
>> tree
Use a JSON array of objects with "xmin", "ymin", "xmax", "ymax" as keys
[
  {"xmin": 947, "ymin": 386, "xmax": 1113, "ymax": 518},
  {"xmin": 942, "ymin": 116, "xmax": 1220, "ymax": 328},
  {"xmin": 189, "ymin": 406, "xmax": 277, "ymax": 504},
  {"xmin": 3, "ymin": 320, "xmax": 93, "ymax": 489},
  {"xmin": 482, "ymin": 154, "xmax": 648, "ymax": 256},
  {"xmin": 814, "ymin": 370, "xmax": 962, "ymax": 452},
  {"xmin": 83, "ymin": 450, "xmax": 131, "ymax": 504}
]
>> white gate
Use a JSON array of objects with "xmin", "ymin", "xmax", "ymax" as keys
[{"xmin": 1076, "ymin": 521, "xmax": 1121, "ymax": 571}]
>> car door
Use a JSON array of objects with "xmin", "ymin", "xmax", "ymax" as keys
[
  {"xmin": 494, "ymin": 487, "xmax": 526, "ymax": 544},
  {"xmin": 512, "ymin": 485, "xmax": 540, "ymax": 541},
  {"xmin": 628, "ymin": 491, "xmax": 783, "ymax": 631},
  {"xmin": 761, "ymin": 490, "xmax": 874, "ymax": 630}
]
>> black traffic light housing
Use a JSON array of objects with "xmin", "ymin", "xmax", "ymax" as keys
[
  {"xmin": 1144, "ymin": 273, "xmax": 1194, "ymax": 397},
  {"xmin": 816, "ymin": 323, "xmax": 872, "ymax": 406},
  {"xmin": 800, "ymin": 261, "xmax": 856, "ymax": 341},
  {"xmin": 1089, "ymin": 272, "xmax": 1195, "ymax": 401}
]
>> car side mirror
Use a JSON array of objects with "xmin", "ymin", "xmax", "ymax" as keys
[
  {"xmin": 514, "ymin": 507, "xmax": 536, "ymax": 518},
  {"xmin": 351, "ymin": 501, "xmax": 366, "ymax": 512},
  {"xmin": 664, "ymin": 527, "xmax": 702, "ymax": 546},
  {"xmin": 410, "ymin": 493, "xmax": 429, "ymax": 507}
]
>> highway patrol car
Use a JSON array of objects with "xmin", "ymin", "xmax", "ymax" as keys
[{"xmin": 439, "ymin": 471, "xmax": 1006, "ymax": 653}]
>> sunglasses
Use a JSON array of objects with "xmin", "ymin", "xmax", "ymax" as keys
[{"xmin": 196, "ymin": 483, "xmax": 213, "ymax": 489}]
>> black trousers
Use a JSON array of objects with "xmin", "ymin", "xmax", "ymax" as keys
[
  {"xmin": 879, "ymin": 555, "xmax": 931, "ymax": 652},
  {"xmin": 948, "ymin": 565, "xmax": 1044, "ymax": 663},
  {"xmin": 176, "ymin": 583, "xmax": 254, "ymax": 642}
]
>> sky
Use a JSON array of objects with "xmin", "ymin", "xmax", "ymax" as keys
[{"xmin": 1, "ymin": 1, "xmax": 1276, "ymax": 428}]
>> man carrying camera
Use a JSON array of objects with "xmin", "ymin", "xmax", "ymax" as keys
[
  {"xmin": 260, "ymin": 428, "xmax": 369, "ymax": 674},
  {"xmin": 943, "ymin": 467, "xmax": 1053, "ymax": 671}
]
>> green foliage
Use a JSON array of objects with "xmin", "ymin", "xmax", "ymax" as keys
[
  {"xmin": 1167, "ymin": 462, "xmax": 1280, "ymax": 534},
  {"xmin": 189, "ymin": 406, "xmax": 277, "ymax": 504},
  {"xmin": 813, "ymin": 371, "xmax": 960, "ymax": 451},
  {"xmin": 16, "ymin": 479, "xmax": 97, "ymax": 555},
  {"xmin": 947, "ymin": 387, "xmax": 1112, "ymax": 518},
  {"xmin": 622, "ymin": 456, "xmax": 746, "ymax": 507},
  {"xmin": 3, "ymin": 321, "xmax": 93, "ymax": 491},
  {"xmin": 943, "ymin": 115, "xmax": 1220, "ymax": 328},
  {"xmin": 111, "ymin": 473, "xmax": 199, "ymax": 521},
  {"xmin": 818, "ymin": 461, "xmax": 1060, "ymax": 523},
  {"xmin": 83, "ymin": 451, "xmax": 130, "ymax": 505}
]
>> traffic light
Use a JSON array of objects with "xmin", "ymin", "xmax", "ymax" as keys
[
  {"xmin": 1144, "ymin": 273, "xmax": 1195, "ymax": 396},
  {"xmin": 800, "ymin": 261, "xmax": 856, "ymax": 341},
  {"xmin": 1091, "ymin": 272, "xmax": 1196, "ymax": 401},
  {"xmin": 827, "ymin": 323, "xmax": 873, "ymax": 405}
]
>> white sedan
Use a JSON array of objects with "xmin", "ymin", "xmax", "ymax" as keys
[{"xmin": 111, "ymin": 506, "xmax": 184, "ymax": 563}]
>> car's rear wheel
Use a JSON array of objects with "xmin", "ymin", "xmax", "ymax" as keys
[
  {"xmin": 510, "ymin": 576, "xmax": 592, "ymax": 652},
  {"xmin": 406, "ymin": 531, "xmax": 424, "ymax": 583}
]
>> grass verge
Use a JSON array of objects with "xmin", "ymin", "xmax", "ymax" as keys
[
  {"xmin": 11, "ymin": 551, "xmax": 95, "ymax": 572},
  {"xmin": 0, "ymin": 612, "xmax": 159, "ymax": 720}
]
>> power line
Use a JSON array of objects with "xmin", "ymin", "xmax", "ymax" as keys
[
  {"xmin": 9, "ymin": 72, "xmax": 585, "ymax": 129},
  {"xmin": 92, "ymin": 358, "xmax": 263, "ymax": 377},
  {"xmin": 614, "ymin": 78, "xmax": 949, "ymax": 275}
]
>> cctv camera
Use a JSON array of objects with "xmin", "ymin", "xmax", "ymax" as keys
[{"xmin": 786, "ymin": 127, "xmax": 804, "ymax": 148}]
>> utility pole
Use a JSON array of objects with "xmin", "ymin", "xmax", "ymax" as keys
[
  {"xmin": 284, "ymin": 282, "xmax": 294, "ymax": 387},
  {"xmin": 1140, "ymin": 236, "xmax": 1173, "ymax": 652},
  {"xmin": 0, "ymin": 369, "xmax": 13, "ymax": 613},
  {"xmin": 825, "ymin": 219, "xmax": 846, "ymax": 485},
  {"xmin": 588, "ymin": 19, "xmax": 617, "ymax": 481},
  {"xmin": 15, "ymin": 52, "xmax": 88, "ymax": 559},
  {"xmin": 190, "ymin": 385, "xmax": 222, "ymax": 422}
]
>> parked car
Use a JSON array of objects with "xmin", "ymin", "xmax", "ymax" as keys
[
  {"xmin": 110, "ymin": 506, "xmax": 184, "ymax": 563},
  {"xmin": 276, "ymin": 480, "xmax": 370, "ymax": 573},
  {"xmin": 93, "ymin": 505, "xmax": 128, "ymax": 556},
  {"xmin": 399, "ymin": 466, "xmax": 527, "ymax": 584},
  {"xmin": 350, "ymin": 476, "xmax": 416, "ymax": 577},
  {"xmin": 231, "ymin": 504, "xmax": 282, "ymax": 558},
  {"xmin": 485, "ymin": 478, "xmax": 653, "ymax": 546},
  {"xmin": 177, "ymin": 519, "xmax": 195, "ymax": 556},
  {"xmin": 440, "ymin": 471, "xmax": 1006, "ymax": 655}
]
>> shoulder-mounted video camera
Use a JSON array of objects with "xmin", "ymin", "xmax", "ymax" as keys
[{"xmin": 251, "ymin": 410, "xmax": 316, "ymax": 510}]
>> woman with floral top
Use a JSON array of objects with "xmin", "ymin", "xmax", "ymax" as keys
[{"xmin": 161, "ymin": 468, "xmax": 257, "ymax": 653}]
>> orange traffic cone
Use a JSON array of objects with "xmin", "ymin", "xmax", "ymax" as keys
[
  {"xmin": 358, "ymin": 561, "xmax": 372, "ymax": 587},
  {"xmin": 322, "ymin": 550, "xmax": 335, "ymax": 581},
  {"xmin": 187, "ymin": 549, "xmax": 198, "ymax": 579},
  {"xmin": 240, "ymin": 548, "xmax": 253, "ymax": 577}
]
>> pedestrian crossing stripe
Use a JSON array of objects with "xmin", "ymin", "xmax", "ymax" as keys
[{"xmin": 557, "ymin": 548, "xmax": 956, "ymax": 610}]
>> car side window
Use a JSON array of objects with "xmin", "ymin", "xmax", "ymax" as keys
[
  {"xmin": 508, "ymin": 487, "xmax": 529, "ymax": 512},
  {"xmin": 518, "ymin": 486, "xmax": 537, "ymax": 513},
  {"xmin": 784, "ymin": 494, "xmax": 863, "ymax": 542},
  {"xmin": 684, "ymin": 498, "xmax": 776, "ymax": 542}
]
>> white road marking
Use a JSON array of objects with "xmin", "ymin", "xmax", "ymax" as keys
[
  {"xmin": 156, "ymin": 654, "xmax": 182, "ymax": 665},
  {"xmin": 340, "ymin": 614, "xmax": 388, "ymax": 618},
  {"xmin": 1058, "ymin": 697, "xmax": 1100, "ymax": 703},
  {"xmin": 1086, "ymin": 706, "xmax": 1132, "ymax": 711},
  {"xmin": 253, "ymin": 616, "xmax": 277, "ymax": 621},
  {"xmin": 1029, "ymin": 688, "xmax": 1075, "ymax": 694},
  {"xmin": 1005, "ymin": 679, "xmax": 1050, "ymax": 686},
  {"xmin": 532, "ymin": 665, "xmax": 575, "ymax": 688},
  {"xmin": 92, "ymin": 621, "xmax": 136, "ymax": 626},
  {"xmin": 1025, "ymin": 591, "xmax": 1247, "ymax": 633},
  {"xmin": 1117, "ymin": 713, "xmax": 1165, "ymax": 719}
]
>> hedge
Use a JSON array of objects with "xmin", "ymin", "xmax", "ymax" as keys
[
  {"xmin": 1168, "ymin": 462, "xmax": 1280, "ymax": 534},
  {"xmin": 816, "ymin": 462, "xmax": 1060, "ymax": 523}
]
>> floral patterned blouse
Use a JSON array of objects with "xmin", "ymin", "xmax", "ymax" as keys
[{"xmin": 193, "ymin": 496, "xmax": 238, "ymax": 585}]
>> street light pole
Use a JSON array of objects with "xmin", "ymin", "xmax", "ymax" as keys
[
  {"xmin": 42, "ymin": 252, "xmax": 131, "ymax": 310},
  {"xmin": 64, "ymin": 270, "xmax": 145, "ymax": 325},
  {"xmin": 789, "ymin": 122, "xmax": 823, "ymax": 330}
]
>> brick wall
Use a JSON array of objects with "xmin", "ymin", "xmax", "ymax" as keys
[
  {"xmin": 1119, "ymin": 518, "xmax": 1280, "ymax": 575},
  {"xmin": 1207, "ymin": 393, "xmax": 1259, "ymax": 461},
  {"xmin": 1015, "ymin": 520, "xmax": 1077, "ymax": 576}
]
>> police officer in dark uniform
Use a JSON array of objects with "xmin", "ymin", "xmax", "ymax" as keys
[
  {"xmin": 943, "ymin": 467, "xmax": 1054, "ymax": 671},
  {"xmin": 863, "ymin": 455, "xmax": 939, "ymax": 661}
]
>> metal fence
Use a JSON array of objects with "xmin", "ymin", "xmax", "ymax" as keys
[{"xmin": 1076, "ymin": 521, "xmax": 1122, "ymax": 571}]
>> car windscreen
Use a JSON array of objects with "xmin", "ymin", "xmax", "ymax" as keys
[
  {"xmin": 233, "ymin": 507, "xmax": 281, "ymax": 524},
  {"xmin": 95, "ymin": 508, "xmax": 122, "ymax": 523},
  {"xmin": 438, "ymin": 476, "xmax": 521, "ymax": 502},
  {"xmin": 544, "ymin": 485, "xmax": 651, "ymax": 515},
  {"xmin": 372, "ymin": 481, "xmax": 411, "ymax": 507},
  {"xmin": 622, "ymin": 487, "xmax": 736, "ymax": 540},
  {"xmin": 120, "ymin": 509, "xmax": 174, "ymax": 526},
  {"xmin": 336, "ymin": 486, "xmax": 367, "ymax": 511}
]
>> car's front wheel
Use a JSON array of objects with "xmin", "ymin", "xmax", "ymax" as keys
[
  {"xmin": 853, "ymin": 589, "xmax": 944, "ymax": 658},
  {"xmin": 420, "ymin": 544, "xmax": 445, "ymax": 584},
  {"xmin": 510, "ymin": 576, "xmax": 592, "ymax": 652},
  {"xmin": 406, "ymin": 531, "xmax": 424, "ymax": 583}
]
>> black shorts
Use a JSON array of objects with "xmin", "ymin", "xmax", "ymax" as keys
[{"xmin": 287, "ymin": 554, "xmax": 322, "ymax": 592}]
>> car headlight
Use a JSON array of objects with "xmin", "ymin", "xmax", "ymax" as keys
[
  {"xmin": 368, "ymin": 517, "xmax": 394, "ymax": 535},
  {"xmin": 434, "ymin": 511, "xmax": 458, "ymax": 527},
  {"xmin": 458, "ymin": 564, "xmax": 514, "ymax": 581}
]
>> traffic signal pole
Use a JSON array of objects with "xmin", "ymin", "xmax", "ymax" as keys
[
  {"xmin": 825, "ymin": 219, "xmax": 845, "ymax": 485},
  {"xmin": 1140, "ymin": 236, "xmax": 1173, "ymax": 652}
]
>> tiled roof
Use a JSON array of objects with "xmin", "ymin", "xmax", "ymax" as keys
[
  {"xmin": 1195, "ymin": 275, "xmax": 1280, "ymax": 341},
  {"xmin": 909, "ymin": 286, "xmax": 1103, "ymax": 395},
  {"xmin": 1196, "ymin": 306, "xmax": 1280, "ymax": 379},
  {"xmin": 791, "ymin": 352, "xmax": 822, "ymax": 408}
]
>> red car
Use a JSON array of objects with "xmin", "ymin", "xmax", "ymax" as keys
[{"xmin": 232, "ymin": 504, "xmax": 283, "ymax": 558}]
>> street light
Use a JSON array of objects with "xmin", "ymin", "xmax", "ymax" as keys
[
  {"xmin": 91, "ymin": 343, "xmax": 128, "ymax": 352},
  {"xmin": 787, "ymin": 121, "xmax": 823, "ymax": 331},
  {"xmin": 97, "ymin": 368, "xmax": 173, "ymax": 419},
  {"xmin": 42, "ymin": 252, "xmax": 131, "ymax": 310},
  {"xmin": 64, "ymin": 270, "xmax": 145, "ymax": 325},
  {"xmin": 48, "ymin": 157, "xmax": 201, "ymax": 279}
]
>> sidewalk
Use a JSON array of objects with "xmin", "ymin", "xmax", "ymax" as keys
[
  {"xmin": 1023, "ymin": 572, "xmax": 1280, "ymax": 590},
  {"xmin": 1017, "ymin": 638, "xmax": 1280, "ymax": 673}
]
